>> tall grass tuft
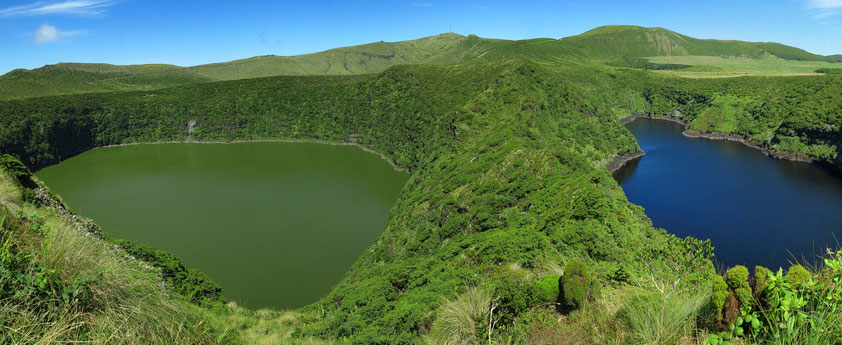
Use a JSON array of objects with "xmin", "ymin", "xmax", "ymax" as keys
[
  {"xmin": 620, "ymin": 287, "xmax": 707, "ymax": 345},
  {"xmin": 36, "ymin": 221, "xmax": 219, "ymax": 344},
  {"xmin": 424, "ymin": 287, "xmax": 492, "ymax": 345},
  {"xmin": 0, "ymin": 173, "xmax": 21, "ymax": 213},
  {"xmin": 0, "ymin": 169, "xmax": 222, "ymax": 344}
]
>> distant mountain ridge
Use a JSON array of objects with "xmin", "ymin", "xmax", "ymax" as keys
[
  {"xmin": 565, "ymin": 25, "xmax": 842, "ymax": 62},
  {"xmin": 2, "ymin": 25, "xmax": 840, "ymax": 101}
]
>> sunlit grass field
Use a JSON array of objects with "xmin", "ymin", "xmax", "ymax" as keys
[{"xmin": 646, "ymin": 55, "xmax": 842, "ymax": 77}]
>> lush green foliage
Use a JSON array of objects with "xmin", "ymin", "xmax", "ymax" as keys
[
  {"xmin": 561, "ymin": 260, "xmax": 598, "ymax": 311},
  {"xmin": 785, "ymin": 264, "xmax": 812, "ymax": 286},
  {"xmin": 640, "ymin": 74, "xmax": 842, "ymax": 171},
  {"xmin": 711, "ymin": 275, "xmax": 729, "ymax": 324},
  {"xmin": 536, "ymin": 274, "xmax": 561, "ymax": 304},
  {"xmin": 709, "ymin": 252, "xmax": 842, "ymax": 345}
]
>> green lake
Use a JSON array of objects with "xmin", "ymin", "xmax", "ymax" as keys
[{"xmin": 36, "ymin": 142, "xmax": 408, "ymax": 309}]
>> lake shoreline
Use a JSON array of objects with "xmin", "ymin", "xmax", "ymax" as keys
[
  {"xmin": 93, "ymin": 138, "xmax": 408, "ymax": 173},
  {"xmin": 607, "ymin": 150, "xmax": 645, "ymax": 173},
  {"xmin": 616, "ymin": 115, "xmax": 842, "ymax": 270},
  {"xmin": 620, "ymin": 114, "xmax": 821, "ymax": 165}
]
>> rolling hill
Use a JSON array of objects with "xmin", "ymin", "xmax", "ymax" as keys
[
  {"xmin": 562, "ymin": 25, "xmax": 842, "ymax": 62},
  {"xmin": 3, "ymin": 26, "xmax": 841, "ymax": 101}
]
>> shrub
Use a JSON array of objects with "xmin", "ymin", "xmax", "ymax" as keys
[
  {"xmin": 785, "ymin": 264, "xmax": 811, "ymax": 286},
  {"xmin": 752, "ymin": 266, "xmax": 771, "ymax": 301},
  {"xmin": 493, "ymin": 269, "xmax": 542, "ymax": 325},
  {"xmin": 734, "ymin": 283, "xmax": 752, "ymax": 306},
  {"xmin": 725, "ymin": 266, "xmax": 749, "ymax": 289},
  {"xmin": 560, "ymin": 260, "xmax": 598, "ymax": 311},
  {"xmin": 0, "ymin": 154, "xmax": 37, "ymax": 202},
  {"xmin": 711, "ymin": 275, "xmax": 728, "ymax": 324},
  {"xmin": 536, "ymin": 274, "xmax": 560, "ymax": 304}
]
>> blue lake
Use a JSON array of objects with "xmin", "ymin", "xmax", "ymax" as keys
[{"xmin": 615, "ymin": 119, "xmax": 842, "ymax": 270}]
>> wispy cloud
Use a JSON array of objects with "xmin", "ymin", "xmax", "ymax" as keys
[
  {"xmin": 1, "ymin": 1, "xmax": 115, "ymax": 18},
  {"xmin": 411, "ymin": 2, "xmax": 433, "ymax": 7},
  {"xmin": 803, "ymin": 0, "xmax": 842, "ymax": 19},
  {"xmin": 33, "ymin": 23, "xmax": 85, "ymax": 43}
]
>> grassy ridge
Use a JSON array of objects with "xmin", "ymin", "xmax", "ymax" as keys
[
  {"xmin": 0, "ymin": 33, "xmax": 500, "ymax": 101},
  {"xmin": 0, "ymin": 63, "xmax": 215, "ymax": 101},
  {"xmin": 4, "ymin": 25, "xmax": 841, "ymax": 101},
  {"xmin": 568, "ymin": 25, "xmax": 842, "ymax": 62}
]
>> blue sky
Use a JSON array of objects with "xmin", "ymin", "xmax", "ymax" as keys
[{"xmin": 2, "ymin": 0, "xmax": 842, "ymax": 74}]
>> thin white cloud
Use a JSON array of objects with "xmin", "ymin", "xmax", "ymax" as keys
[
  {"xmin": 411, "ymin": 3, "xmax": 433, "ymax": 7},
  {"xmin": 803, "ymin": 0, "xmax": 842, "ymax": 18},
  {"xmin": 807, "ymin": 0, "xmax": 842, "ymax": 8},
  {"xmin": 33, "ymin": 23, "xmax": 85, "ymax": 43},
  {"xmin": 1, "ymin": 1, "xmax": 114, "ymax": 18}
]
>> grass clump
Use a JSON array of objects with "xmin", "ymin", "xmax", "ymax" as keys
[
  {"xmin": 424, "ymin": 287, "xmax": 493, "ymax": 345},
  {"xmin": 620, "ymin": 288, "xmax": 706, "ymax": 345},
  {"xmin": 0, "ymin": 168, "xmax": 225, "ymax": 344}
]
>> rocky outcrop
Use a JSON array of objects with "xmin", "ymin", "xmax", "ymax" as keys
[{"xmin": 606, "ymin": 149, "xmax": 645, "ymax": 173}]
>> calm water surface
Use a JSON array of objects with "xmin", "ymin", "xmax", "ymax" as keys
[
  {"xmin": 36, "ymin": 142, "xmax": 407, "ymax": 309},
  {"xmin": 615, "ymin": 119, "xmax": 842, "ymax": 269}
]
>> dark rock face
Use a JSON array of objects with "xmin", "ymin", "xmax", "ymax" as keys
[{"xmin": 606, "ymin": 149, "xmax": 644, "ymax": 173}]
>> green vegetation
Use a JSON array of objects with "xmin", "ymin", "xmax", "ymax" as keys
[
  {"xmin": 5, "ymin": 25, "xmax": 842, "ymax": 101},
  {"xmin": 0, "ymin": 167, "xmax": 222, "ymax": 344},
  {"xmin": 1, "ymin": 25, "xmax": 841, "ymax": 344},
  {"xmin": 816, "ymin": 67, "xmax": 842, "ymax": 74},
  {"xmin": 560, "ymin": 260, "xmax": 598, "ymax": 311},
  {"xmin": 708, "ymin": 254, "xmax": 842, "ymax": 345},
  {"xmin": 646, "ymin": 55, "xmax": 839, "ymax": 77},
  {"xmin": 639, "ymin": 73, "xmax": 842, "ymax": 170}
]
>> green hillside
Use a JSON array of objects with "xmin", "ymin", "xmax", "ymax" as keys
[
  {"xmin": 0, "ymin": 63, "xmax": 215, "ymax": 100},
  {"xmin": 4, "ymin": 26, "xmax": 841, "ymax": 101},
  {"xmin": 565, "ymin": 25, "xmax": 842, "ymax": 62},
  {"xmin": 185, "ymin": 33, "xmax": 501, "ymax": 80},
  {"xmin": 0, "ymin": 33, "xmax": 502, "ymax": 101}
]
